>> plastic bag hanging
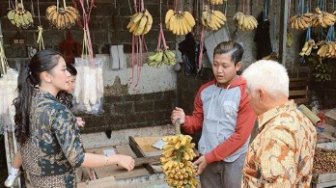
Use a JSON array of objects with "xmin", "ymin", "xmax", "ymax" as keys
[
  {"xmin": 72, "ymin": 57, "xmax": 104, "ymax": 114},
  {"xmin": 0, "ymin": 69, "xmax": 18, "ymax": 134}
]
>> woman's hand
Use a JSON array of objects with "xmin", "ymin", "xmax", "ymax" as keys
[
  {"xmin": 76, "ymin": 117, "xmax": 85, "ymax": 128},
  {"xmin": 114, "ymin": 155, "xmax": 135, "ymax": 171}
]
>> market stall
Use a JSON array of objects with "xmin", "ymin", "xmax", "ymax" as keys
[{"xmin": 0, "ymin": 0, "xmax": 336, "ymax": 187}]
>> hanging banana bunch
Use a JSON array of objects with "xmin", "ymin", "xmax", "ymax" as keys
[
  {"xmin": 161, "ymin": 120, "xmax": 198, "ymax": 188},
  {"xmin": 299, "ymin": 27, "xmax": 317, "ymax": 57},
  {"xmin": 233, "ymin": 12, "xmax": 258, "ymax": 31},
  {"xmin": 0, "ymin": 21, "xmax": 9, "ymax": 77},
  {"xmin": 208, "ymin": 0, "xmax": 226, "ymax": 5},
  {"xmin": 148, "ymin": 2, "xmax": 176, "ymax": 67},
  {"xmin": 46, "ymin": 0, "xmax": 80, "ymax": 30},
  {"xmin": 7, "ymin": 0, "xmax": 33, "ymax": 29},
  {"xmin": 300, "ymin": 40, "xmax": 317, "ymax": 56},
  {"xmin": 233, "ymin": 0, "xmax": 257, "ymax": 31},
  {"xmin": 201, "ymin": 5, "xmax": 227, "ymax": 31},
  {"xmin": 289, "ymin": 13, "xmax": 314, "ymax": 30},
  {"xmin": 148, "ymin": 49, "xmax": 176, "ymax": 67},
  {"xmin": 165, "ymin": 9, "xmax": 195, "ymax": 35},
  {"xmin": 312, "ymin": 7, "xmax": 336, "ymax": 28},
  {"xmin": 289, "ymin": 0, "xmax": 313, "ymax": 30},
  {"xmin": 127, "ymin": 9, "xmax": 153, "ymax": 36},
  {"xmin": 148, "ymin": 24, "xmax": 176, "ymax": 67},
  {"xmin": 317, "ymin": 26, "xmax": 336, "ymax": 58}
]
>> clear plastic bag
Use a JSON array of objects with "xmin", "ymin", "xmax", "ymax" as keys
[
  {"xmin": 72, "ymin": 57, "xmax": 104, "ymax": 115},
  {"xmin": 0, "ymin": 69, "xmax": 18, "ymax": 134}
]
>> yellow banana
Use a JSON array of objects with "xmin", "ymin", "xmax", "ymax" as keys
[{"xmin": 165, "ymin": 9, "xmax": 175, "ymax": 26}]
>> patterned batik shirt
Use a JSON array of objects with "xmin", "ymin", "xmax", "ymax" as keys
[
  {"xmin": 20, "ymin": 90, "xmax": 85, "ymax": 188},
  {"xmin": 242, "ymin": 100, "xmax": 317, "ymax": 188}
]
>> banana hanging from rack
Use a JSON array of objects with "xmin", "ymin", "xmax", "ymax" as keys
[
  {"xmin": 289, "ymin": 12, "xmax": 314, "ymax": 30},
  {"xmin": 299, "ymin": 39, "xmax": 317, "ymax": 56},
  {"xmin": 147, "ymin": 50, "xmax": 176, "ymax": 67},
  {"xmin": 7, "ymin": 3, "xmax": 33, "ymax": 29},
  {"xmin": 233, "ymin": 12, "xmax": 258, "ymax": 31},
  {"xmin": 46, "ymin": 2, "xmax": 80, "ymax": 30},
  {"xmin": 165, "ymin": 9, "xmax": 195, "ymax": 35},
  {"xmin": 317, "ymin": 41, "xmax": 336, "ymax": 58},
  {"xmin": 127, "ymin": 9, "xmax": 153, "ymax": 36},
  {"xmin": 201, "ymin": 5, "xmax": 226, "ymax": 31},
  {"xmin": 312, "ymin": 8, "xmax": 336, "ymax": 28},
  {"xmin": 209, "ymin": 0, "xmax": 226, "ymax": 5}
]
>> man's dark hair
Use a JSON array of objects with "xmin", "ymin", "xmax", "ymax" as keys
[{"xmin": 213, "ymin": 41, "xmax": 244, "ymax": 65}]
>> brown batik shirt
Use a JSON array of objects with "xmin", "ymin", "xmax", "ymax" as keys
[{"xmin": 242, "ymin": 100, "xmax": 317, "ymax": 188}]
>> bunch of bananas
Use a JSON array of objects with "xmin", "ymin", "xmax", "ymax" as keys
[
  {"xmin": 201, "ymin": 6, "xmax": 227, "ymax": 31},
  {"xmin": 312, "ymin": 8, "xmax": 336, "ymax": 28},
  {"xmin": 165, "ymin": 9, "xmax": 195, "ymax": 35},
  {"xmin": 127, "ymin": 9, "xmax": 153, "ymax": 36},
  {"xmin": 7, "ymin": 3, "xmax": 33, "ymax": 29},
  {"xmin": 148, "ymin": 50, "xmax": 176, "ymax": 67},
  {"xmin": 208, "ymin": 0, "xmax": 225, "ymax": 5},
  {"xmin": 46, "ymin": 5, "xmax": 80, "ymax": 30},
  {"xmin": 317, "ymin": 41, "xmax": 336, "ymax": 58},
  {"xmin": 289, "ymin": 13, "xmax": 313, "ymax": 30},
  {"xmin": 161, "ymin": 135, "xmax": 198, "ymax": 188},
  {"xmin": 299, "ymin": 39, "xmax": 317, "ymax": 56},
  {"xmin": 233, "ymin": 12, "xmax": 258, "ymax": 31}
]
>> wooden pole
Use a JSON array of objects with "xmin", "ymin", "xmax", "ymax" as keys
[{"xmin": 279, "ymin": 0, "xmax": 289, "ymax": 66}]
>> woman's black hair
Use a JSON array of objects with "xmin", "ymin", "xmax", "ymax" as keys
[
  {"xmin": 13, "ymin": 49, "xmax": 62, "ymax": 144},
  {"xmin": 66, "ymin": 63, "xmax": 77, "ymax": 76},
  {"xmin": 213, "ymin": 41, "xmax": 244, "ymax": 65}
]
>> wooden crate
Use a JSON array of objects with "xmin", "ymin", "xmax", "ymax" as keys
[
  {"xmin": 313, "ymin": 142, "xmax": 336, "ymax": 188},
  {"xmin": 129, "ymin": 136, "xmax": 163, "ymax": 173},
  {"xmin": 76, "ymin": 140, "xmax": 166, "ymax": 187}
]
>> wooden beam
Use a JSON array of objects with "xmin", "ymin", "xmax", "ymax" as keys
[
  {"xmin": 94, "ymin": 0, "xmax": 114, "ymax": 4},
  {"xmin": 129, "ymin": 136, "xmax": 156, "ymax": 174},
  {"xmin": 279, "ymin": 0, "xmax": 289, "ymax": 65}
]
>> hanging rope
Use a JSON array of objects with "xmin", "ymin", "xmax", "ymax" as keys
[{"xmin": 78, "ymin": 0, "xmax": 95, "ymax": 61}]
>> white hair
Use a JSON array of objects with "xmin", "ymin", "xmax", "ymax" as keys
[{"xmin": 242, "ymin": 60, "xmax": 289, "ymax": 97}]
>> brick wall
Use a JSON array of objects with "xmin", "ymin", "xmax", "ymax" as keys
[
  {"xmin": 79, "ymin": 90, "xmax": 176, "ymax": 133},
  {"xmin": 177, "ymin": 68, "xmax": 214, "ymax": 114}
]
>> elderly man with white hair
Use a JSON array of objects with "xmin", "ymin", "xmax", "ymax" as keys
[{"xmin": 241, "ymin": 60, "xmax": 317, "ymax": 188}]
